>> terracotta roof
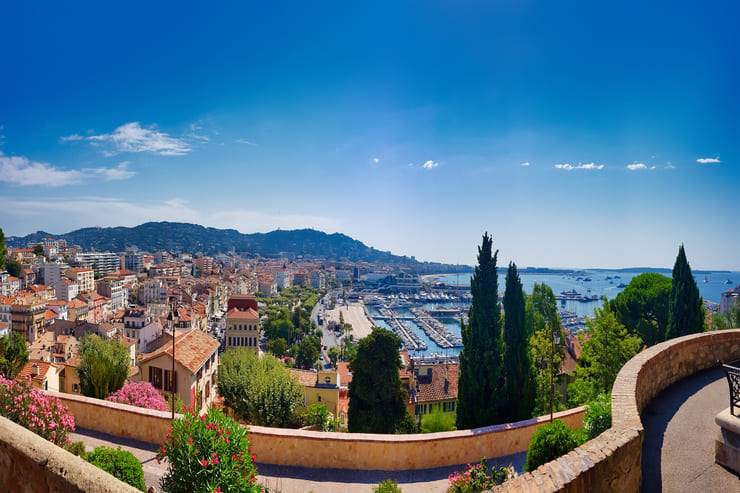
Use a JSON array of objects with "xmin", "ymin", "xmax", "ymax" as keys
[
  {"xmin": 139, "ymin": 329, "xmax": 219, "ymax": 373},
  {"xmin": 226, "ymin": 307, "xmax": 259, "ymax": 320},
  {"xmin": 411, "ymin": 364, "xmax": 459, "ymax": 404},
  {"xmin": 289, "ymin": 368, "xmax": 318, "ymax": 387},
  {"xmin": 336, "ymin": 362, "xmax": 352, "ymax": 387},
  {"xmin": 68, "ymin": 299, "xmax": 87, "ymax": 309},
  {"xmin": 45, "ymin": 309, "xmax": 59, "ymax": 321},
  {"xmin": 18, "ymin": 360, "xmax": 56, "ymax": 383},
  {"xmin": 47, "ymin": 300, "xmax": 67, "ymax": 307},
  {"xmin": 68, "ymin": 268, "xmax": 93, "ymax": 274}
]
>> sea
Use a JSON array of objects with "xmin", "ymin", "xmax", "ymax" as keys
[{"xmin": 368, "ymin": 268, "xmax": 740, "ymax": 358}]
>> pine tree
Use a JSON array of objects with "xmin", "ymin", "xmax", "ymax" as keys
[
  {"xmin": 666, "ymin": 244, "xmax": 704, "ymax": 339},
  {"xmin": 501, "ymin": 262, "xmax": 535, "ymax": 422},
  {"xmin": 0, "ymin": 228, "xmax": 6, "ymax": 271},
  {"xmin": 456, "ymin": 233, "xmax": 503, "ymax": 429}
]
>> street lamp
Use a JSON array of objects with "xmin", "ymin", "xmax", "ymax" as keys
[
  {"xmin": 167, "ymin": 306, "xmax": 179, "ymax": 420},
  {"xmin": 550, "ymin": 327, "xmax": 561, "ymax": 423}
]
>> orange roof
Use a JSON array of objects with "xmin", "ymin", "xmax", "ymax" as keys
[
  {"xmin": 336, "ymin": 362, "xmax": 352, "ymax": 387},
  {"xmin": 289, "ymin": 368, "xmax": 318, "ymax": 387},
  {"xmin": 45, "ymin": 309, "xmax": 59, "ymax": 321},
  {"xmin": 68, "ymin": 267, "xmax": 93, "ymax": 274},
  {"xmin": 411, "ymin": 364, "xmax": 459, "ymax": 404},
  {"xmin": 68, "ymin": 299, "xmax": 87, "ymax": 309},
  {"xmin": 18, "ymin": 360, "xmax": 56, "ymax": 383},
  {"xmin": 47, "ymin": 300, "xmax": 67, "ymax": 306},
  {"xmin": 226, "ymin": 307, "xmax": 259, "ymax": 320},
  {"xmin": 139, "ymin": 329, "xmax": 219, "ymax": 373}
]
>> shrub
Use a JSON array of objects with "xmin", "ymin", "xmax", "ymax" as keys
[
  {"xmin": 85, "ymin": 446, "xmax": 146, "ymax": 491},
  {"xmin": 421, "ymin": 407, "xmax": 456, "ymax": 433},
  {"xmin": 0, "ymin": 374, "xmax": 75, "ymax": 447},
  {"xmin": 447, "ymin": 457, "xmax": 510, "ymax": 492},
  {"xmin": 157, "ymin": 406, "xmax": 261, "ymax": 493},
  {"xmin": 584, "ymin": 393, "xmax": 611, "ymax": 440},
  {"xmin": 301, "ymin": 403, "xmax": 340, "ymax": 432},
  {"xmin": 65, "ymin": 441, "xmax": 87, "ymax": 457},
  {"xmin": 106, "ymin": 381, "xmax": 169, "ymax": 412},
  {"xmin": 374, "ymin": 479, "xmax": 403, "ymax": 493},
  {"xmin": 524, "ymin": 419, "xmax": 579, "ymax": 472}
]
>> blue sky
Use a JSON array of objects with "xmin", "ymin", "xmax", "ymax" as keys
[{"xmin": 0, "ymin": 1, "xmax": 738, "ymax": 269}]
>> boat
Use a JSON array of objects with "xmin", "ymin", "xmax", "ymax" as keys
[
  {"xmin": 725, "ymin": 279, "xmax": 734, "ymax": 285},
  {"xmin": 703, "ymin": 276, "xmax": 708, "ymax": 283}
]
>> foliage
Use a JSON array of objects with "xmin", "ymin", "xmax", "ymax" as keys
[
  {"xmin": 527, "ymin": 283, "xmax": 566, "ymax": 416},
  {"xmin": 348, "ymin": 327, "xmax": 408, "ymax": 433},
  {"xmin": 295, "ymin": 335, "xmax": 321, "ymax": 369},
  {"xmin": 158, "ymin": 406, "xmax": 261, "ymax": 493},
  {"xmin": 0, "ymin": 374, "xmax": 75, "ymax": 447},
  {"xmin": 218, "ymin": 348, "xmax": 303, "ymax": 427},
  {"xmin": 301, "ymin": 403, "xmax": 340, "ymax": 432},
  {"xmin": 501, "ymin": 261, "xmax": 535, "ymax": 423},
  {"xmin": 457, "ymin": 233, "xmax": 504, "ymax": 429},
  {"xmin": 6, "ymin": 259, "xmax": 21, "ymax": 278},
  {"xmin": 573, "ymin": 304, "xmax": 642, "ymax": 401},
  {"xmin": 77, "ymin": 335, "xmax": 129, "ymax": 399},
  {"xmin": 85, "ymin": 446, "xmax": 146, "ymax": 491},
  {"xmin": 0, "ymin": 227, "xmax": 5, "ymax": 270},
  {"xmin": 667, "ymin": 245, "xmax": 704, "ymax": 339},
  {"xmin": 266, "ymin": 338, "xmax": 288, "ymax": 359},
  {"xmin": 65, "ymin": 441, "xmax": 87, "ymax": 457},
  {"xmin": 33, "ymin": 244, "xmax": 44, "ymax": 256},
  {"xmin": 524, "ymin": 419, "xmax": 579, "ymax": 472},
  {"xmin": 327, "ymin": 346, "xmax": 341, "ymax": 367},
  {"xmin": 584, "ymin": 393, "xmax": 611, "ymax": 440},
  {"xmin": 373, "ymin": 479, "xmax": 403, "ymax": 493},
  {"xmin": 396, "ymin": 412, "xmax": 421, "ymax": 434},
  {"xmin": 566, "ymin": 378, "xmax": 598, "ymax": 408},
  {"xmin": 712, "ymin": 303, "xmax": 740, "ymax": 331},
  {"xmin": 421, "ymin": 407, "xmax": 457, "ymax": 433},
  {"xmin": 0, "ymin": 332, "xmax": 30, "ymax": 379},
  {"xmin": 106, "ymin": 381, "xmax": 169, "ymax": 411},
  {"xmin": 610, "ymin": 272, "xmax": 671, "ymax": 347},
  {"xmin": 447, "ymin": 457, "xmax": 510, "ymax": 492}
]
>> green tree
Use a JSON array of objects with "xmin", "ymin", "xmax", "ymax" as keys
[
  {"xmin": 712, "ymin": 304, "xmax": 740, "ymax": 331},
  {"xmin": 296, "ymin": 335, "xmax": 321, "ymax": 369},
  {"xmin": 528, "ymin": 283, "xmax": 566, "ymax": 416},
  {"xmin": 33, "ymin": 244, "xmax": 44, "ymax": 256},
  {"xmin": 610, "ymin": 272, "xmax": 671, "ymax": 347},
  {"xmin": 666, "ymin": 245, "xmax": 704, "ymax": 339},
  {"xmin": 266, "ymin": 337, "xmax": 288, "ymax": 358},
  {"xmin": 0, "ymin": 228, "xmax": 6, "ymax": 270},
  {"xmin": 0, "ymin": 332, "xmax": 29, "ymax": 378},
  {"xmin": 421, "ymin": 406, "xmax": 457, "ymax": 433},
  {"xmin": 348, "ymin": 327, "xmax": 409, "ymax": 433},
  {"xmin": 6, "ymin": 259, "xmax": 21, "ymax": 278},
  {"xmin": 217, "ymin": 348, "xmax": 303, "ymax": 427},
  {"xmin": 327, "ymin": 346, "xmax": 341, "ymax": 367},
  {"xmin": 457, "ymin": 233, "xmax": 503, "ymax": 429},
  {"xmin": 571, "ymin": 303, "xmax": 642, "ymax": 403},
  {"xmin": 76, "ymin": 335, "xmax": 129, "ymax": 399},
  {"xmin": 524, "ymin": 419, "xmax": 579, "ymax": 472},
  {"xmin": 501, "ymin": 261, "xmax": 535, "ymax": 422}
]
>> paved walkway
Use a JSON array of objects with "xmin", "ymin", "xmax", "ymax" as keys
[
  {"xmin": 642, "ymin": 367, "xmax": 740, "ymax": 492},
  {"xmin": 71, "ymin": 426, "xmax": 525, "ymax": 492}
]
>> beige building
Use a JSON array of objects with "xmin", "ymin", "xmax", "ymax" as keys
[
  {"xmin": 138, "ymin": 329, "xmax": 220, "ymax": 411},
  {"xmin": 225, "ymin": 306, "xmax": 260, "ymax": 352},
  {"xmin": 11, "ymin": 295, "xmax": 47, "ymax": 342},
  {"xmin": 66, "ymin": 268, "xmax": 94, "ymax": 294}
]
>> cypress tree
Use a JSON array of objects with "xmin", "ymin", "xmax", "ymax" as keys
[
  {"xmin": 0, "ymin": 228, "xmax": 5, "ymax": 271},
  {"xmin": 456, "ymin": 233, "xmax": 503, "ymax": 429},
  {"xmin": 502, "ymin": 261, "xmax": 535, "ymax": 422},
  {"xmin": 666, "ymin": 244, "xmax": 704, "ymax": 339}
]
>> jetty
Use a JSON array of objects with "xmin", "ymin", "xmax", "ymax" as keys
[{"xmin": 410, "ymin": 307, "xmax": 463, "ymax": 349}]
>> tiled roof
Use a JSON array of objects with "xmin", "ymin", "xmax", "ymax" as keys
[
  {"xmin": 411, "ymin": 363, "xmax": 459, "ymax": 404},
  {"xmin": 45, "ymin": 309, "xmax": 59, "ymax": 321},
  {"xmin": 47, "ymin": 300, "xmax": 67, "ymax": 306},
  {"xmin": 336, "ymin": 362, "xmax": 352, "ymax": 387},
  {"xmin": 226, "ymin": 307, "xmax": 259, "ymax": 320},
  {"xmin": 68, "ymin": 299, "xmax": 87, "ymax": 309},
  {"xmin": 289, "ymin": 368, "xmax": 318, "ymax": 387},
  {"xmin": 18, "ymin": 360, "xmax": 56, "ymax": 383},
  {"xmin": 139, "ymin": 329, "xmax": 219, "ymax": 373}
]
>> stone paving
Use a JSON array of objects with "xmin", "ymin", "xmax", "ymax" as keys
[
  {"xmin": 642, "ymin": 366, "xmax": 740, "ymax": 492},
  {"xmin": 70, "ymin": 426, "xmax": 525, "ymax": 493}
]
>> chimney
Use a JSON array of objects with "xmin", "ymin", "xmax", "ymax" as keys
[{"xmin": 31, "ymin": 363, "xmax": 39, "ymax": 377}]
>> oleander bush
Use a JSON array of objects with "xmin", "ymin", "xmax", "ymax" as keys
[
  {"xmin": 106, "ymin": 381, "xmax": 169, "ymax": 412},
  {"xmin": 446, "ymin": 457, "xmax": 510, "ymax": 492},
  {"xmin": 84, "ymin": 446, "xmax": 146, "ymax": 491},
  {"xmin": 524, "ymin": 419, "xmax": 579, "ymax": 472},
  {"xmin": 0, "ymin": 374, "xmax": 75, "ymax": 447},
  {"xmin": 157, "ymin": 406, "xmax": 261, "ymax": 493}
]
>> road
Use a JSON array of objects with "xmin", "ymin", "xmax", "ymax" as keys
[{"xmin": 311, "ymin": 290, "xmax": 341, "ymax": 369}]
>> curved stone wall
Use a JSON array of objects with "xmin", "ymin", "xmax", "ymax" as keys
[{"xmin": 499, "ymin": 329, "xmax": 740, "ymax": 492}]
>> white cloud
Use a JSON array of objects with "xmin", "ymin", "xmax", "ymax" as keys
[
  {"xmin": 236, "ymin": 139, "xmax": 257, "ymax": 146},
  {"xmin": 0, "ymin": 151, "xmax": 136, "ymax": 186},
  {"xmin": 520, "ymin": 162, "xmax": 530, "ymax": 167},
  {"xmin": 373, "ymin": 158, "xmax": 380, "ymax": 163},
  {"xmin": 627, "ymin": 163, "xmax": 647, "ymax": 170},
  {"xmin": 666, "ymin": 163, "xmax": 676, "ymax": 169},
  {"xmin": 60, "ymin": 134, "xmax": 84, "ymax": 142},
  {"xmin": 554, "ymin": 162, "xmax": 604, "ymax": 170},
  {"xmin": 82, "ymin": 162, "xmax": 136, "ymax": 181},
  {"xmin": 85, "ymin": 122, "xmax": 191, "ymax": 156},
  {"xmin": 187, "ymin": 122, "xmax": 210, "ymax": 142},
  {"xmin": 422, "ymin": 160, "xmax": 439, "ymax": 169},
  {"xmin": 697, "ymin": 157, "xmax": 720, "ymax": 164}
]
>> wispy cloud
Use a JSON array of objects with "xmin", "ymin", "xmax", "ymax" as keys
[
  {"xmin": 554, "ymin": 162, "xmax": 604, "ymax": 170},
  {"xmin": 236, "ymin": 139, "xmax": 258, "ymax": 146},
  {"xmin": 0, "ymin": 151, "xmax": 135, "ymax": 186},
  {"xmin": 627, "ymin": 163, "xmax": 647, "ymax": 170},
  {"xmin": 65, "ymin": 122, "xmax": 191, "ymax": 156},
  {"xmin": 696, "ymin": 157, "xmax": 720, "ymax": 164},
  {"xmin": 520, "ymin": 162, "xmax": 530, "ymax": 167},
  {"xmin": 373, "ymin": 158, "xmax": 380, "ymax": 163},
  {"xmin": 422, "ymin": 160, "xmax": 439, "ymax": 169},
  {"xmin": 186, "ymin": 122, "xmax": 210, "ymax": 142},
  {"xmin": 665, "ymin": 162, "xmax": 675, "ymax": 169}
]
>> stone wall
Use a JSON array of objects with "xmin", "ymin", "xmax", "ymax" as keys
[
  {"xmin": 0, "ymin": 415, "xmax": 140, "ymax": 493},
  {"xmin": 499, "ymin": 329, "xmax": 740, "ymax": 491}
]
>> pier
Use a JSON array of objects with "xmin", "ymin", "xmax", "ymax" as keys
[
  {"xmin": 377, "ymin": 306, "xmax": 427, "ymax": 351},
  {"xmin": 410, "ymin": 307, "xmax": 463, "ymax": 349}
]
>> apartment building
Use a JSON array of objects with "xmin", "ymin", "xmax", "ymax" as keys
[{"xmin": 66, "ymin": 268, "xmax": 94, "ymax": 293}]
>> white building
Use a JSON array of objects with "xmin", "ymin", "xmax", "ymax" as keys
[
  {"xmin": 55, "ymin": 279, "xmax": 80, "ymax": 302},
  {"xmin": 73, "ymin": 252, "xmax": 121, "ymax": 276}
]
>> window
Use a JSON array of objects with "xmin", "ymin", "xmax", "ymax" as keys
[
  {"xmin": 317, "ymin": 395, "xmax": 321, "ymax": 402},
  {"xmin": 164, "ymin": 370, "xmax": 178, "ymax": 393},
  {"xmin": 73, "ymin": 383, "xmax": 79, "ymax": 393},
  {"xmin": 149, "ymin": 366, "xmax": 163, "ymax": 389}
]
